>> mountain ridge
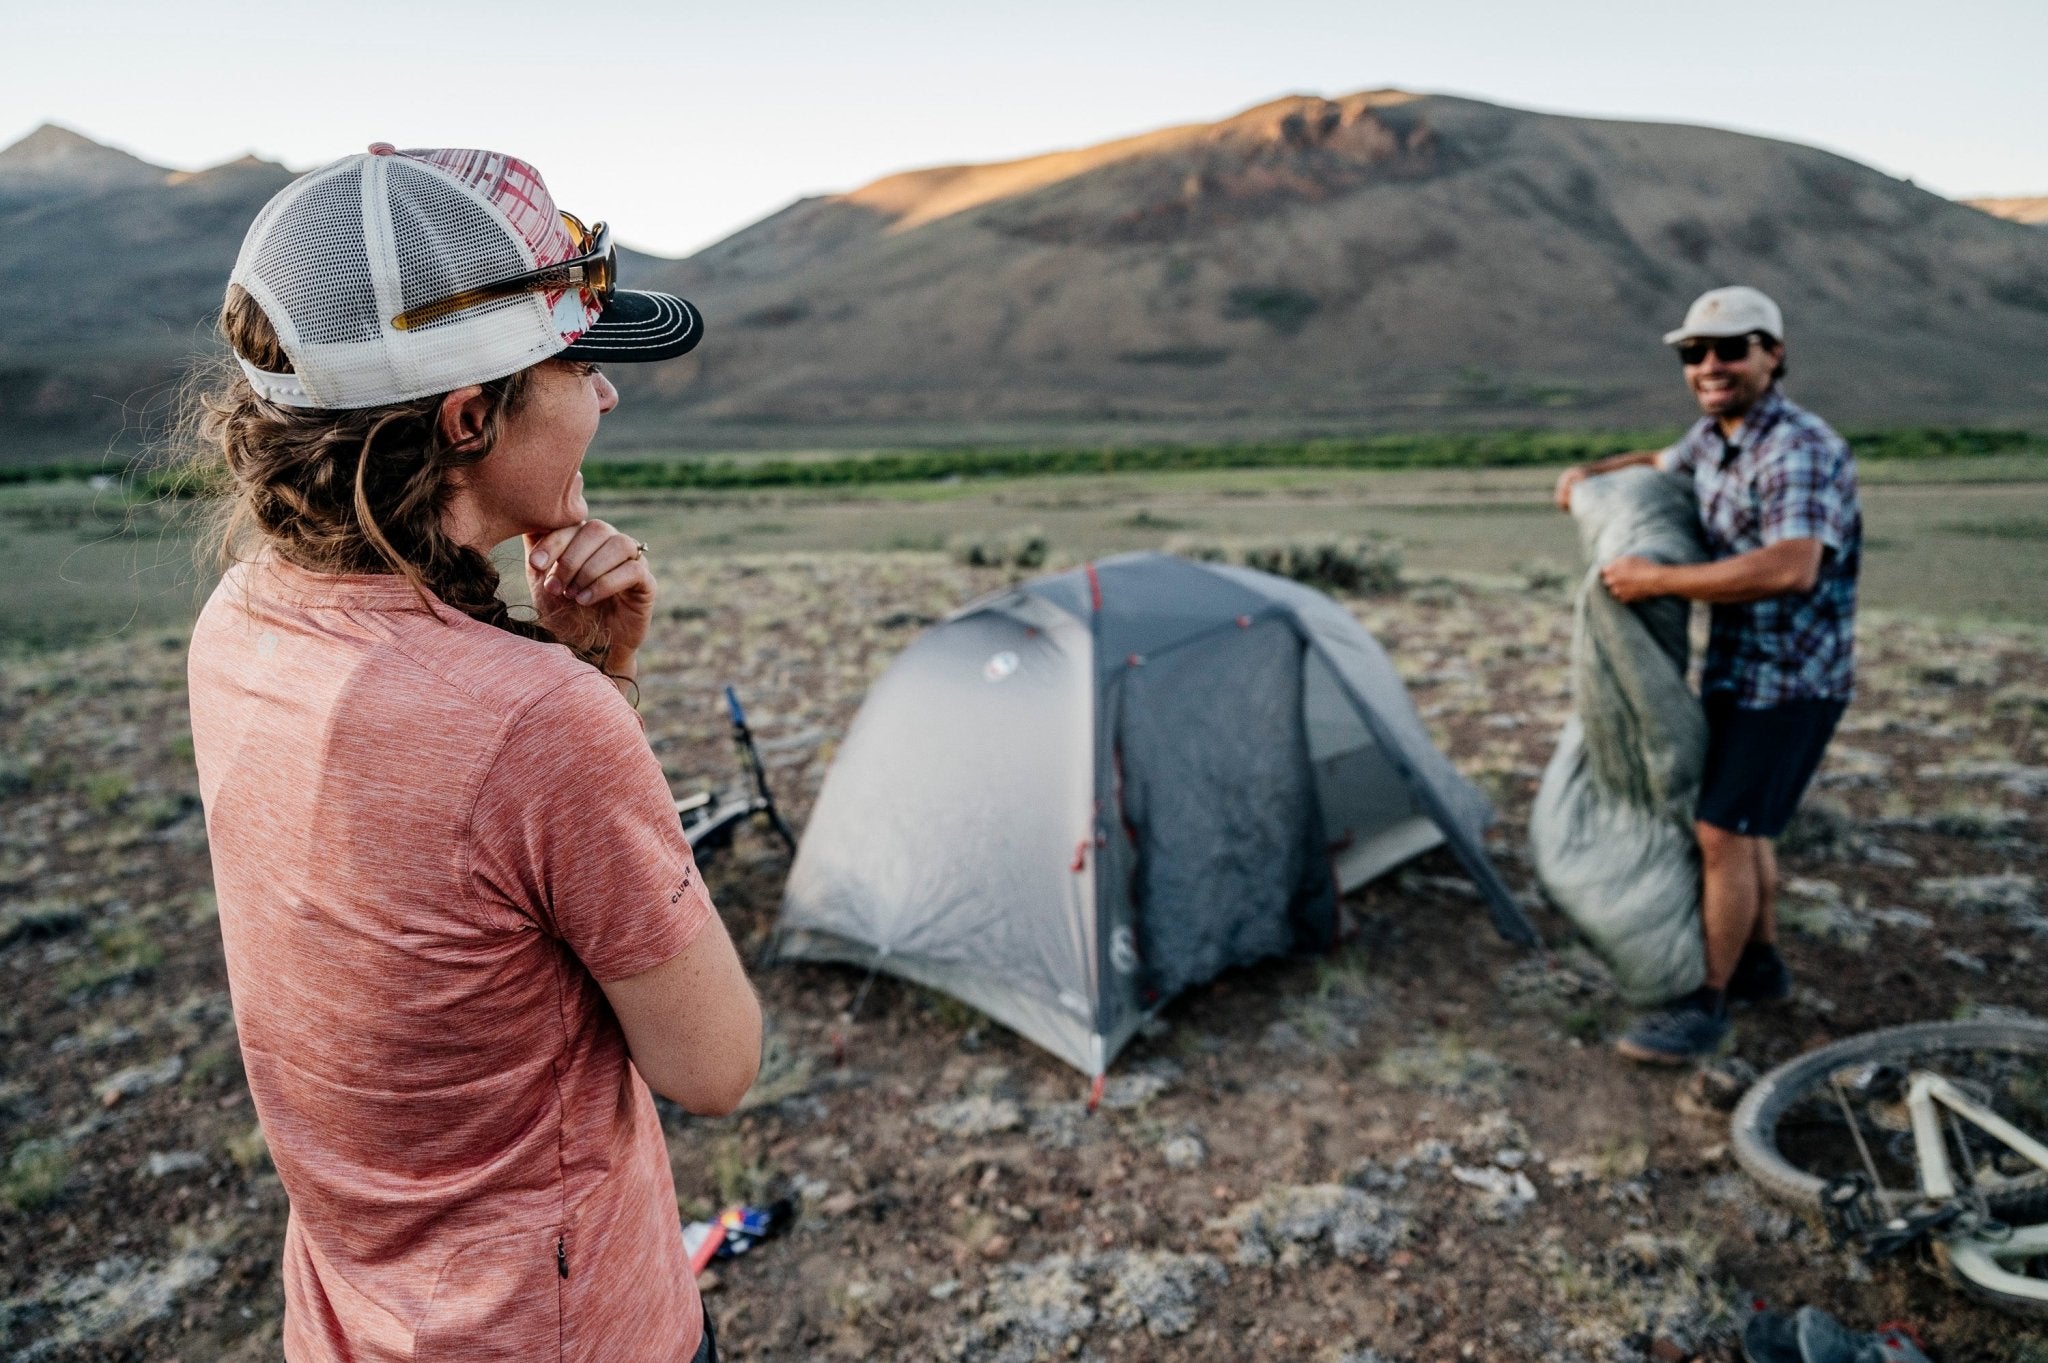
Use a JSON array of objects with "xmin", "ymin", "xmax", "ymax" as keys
[
  {"xmin": 1968, "ymin": 196, "xmax": 2048, "ymax": 227},
  {"xmin": 3, "ymin": 97, "xmax": 2046, "ymax": 461},
  {"xmin": 0, "ymin": 122, "xmax": 168, "ymax": 190},
  {"xmin": 622, "ymin": 89, "xmax": 2048, "ymax": 445}
]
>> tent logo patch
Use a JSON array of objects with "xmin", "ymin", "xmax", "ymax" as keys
[{"xmin": 983, "ymin": 651, "xmax": 1019, "ymax": 682}]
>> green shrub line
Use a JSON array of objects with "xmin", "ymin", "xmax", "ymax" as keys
[
  {"xmin": 578, "ymin": 427, "xmax": 2042, "ymax": 491},
  {"xmin": 9, "ymin": 427, "xmax": 2041, "ymax": 498},
  {"xmin": 0, "ymin": 459, "xmax": 125, "ymax": 486},
  {"xmin": 583, "ymin": 432, "xmax": 1676, "ymax": 490}
]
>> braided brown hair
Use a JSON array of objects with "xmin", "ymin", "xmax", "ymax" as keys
[{"xmin": 188, "ymin": 285, "xmax": 606, "ymax": 667}]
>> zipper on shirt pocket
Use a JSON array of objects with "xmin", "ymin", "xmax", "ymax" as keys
[{"xmin": 556, "ymin": 1236, "xmax": 569, "ymax": 1279}]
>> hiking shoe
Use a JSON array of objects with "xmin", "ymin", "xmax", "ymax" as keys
[
  {"xmin": 1728, "ymin": 942, "xmax": 1792, "ymax": 1005},
  {"xmin": 1793, "ymin": 1306, "xmax": 1931, "ymax": 1363},
  {"xmin": 1741, "ymin": 1310, "xmax": 1800, "ymax": 1363},
  {"xmin": 1615, "ymin": 992, "xmax": 1730, "ymax": 1064}
]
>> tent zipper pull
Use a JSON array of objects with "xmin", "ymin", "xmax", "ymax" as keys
[{"xmin": 557, "ymin": 1237, "xmax": 568, "ymax": 1279}]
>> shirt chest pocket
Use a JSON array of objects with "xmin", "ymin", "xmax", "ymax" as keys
[{"xmin": 1701, "ymin": 476, "xmax": 1763, "ymax": 552}]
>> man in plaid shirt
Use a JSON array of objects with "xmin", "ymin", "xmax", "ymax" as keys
[{"xmin": 1554, "ymin": 286, "xmax": 1861, "ymax": 1063}]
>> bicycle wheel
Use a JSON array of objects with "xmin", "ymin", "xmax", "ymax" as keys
[{"xmin": 1732, "ymin": 1018, "xmax": 2048, "ymax": 1220}]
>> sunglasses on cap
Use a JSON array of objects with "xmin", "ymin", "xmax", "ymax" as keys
[
  {"xmin": 390, "ymin": 212, "xmax": 615, "ymax": 332},
  {"xmin": 1674, "ymin": 333, "xmax": 1769, "ymax": 366}
]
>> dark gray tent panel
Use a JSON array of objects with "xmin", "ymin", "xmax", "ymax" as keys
[
  {"xmin": 1117, "ymin": 616, "xmax": 1334, "ymax": 999},
  {"xmin": 779, "ymin": 553, "xmax": 1536, "ymax": 1075}
]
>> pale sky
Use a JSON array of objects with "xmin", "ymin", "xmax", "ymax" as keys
[{"xmin": 5, "ymin": 0, "xmax": 2043, "ymax": 258}]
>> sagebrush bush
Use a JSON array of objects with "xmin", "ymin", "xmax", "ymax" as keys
[
  {"xmin": 3, "ymin": 1138, "xmax": 69, "ymax": 1211},
  {"xmin": 1166, "ymin": 534, "xmax": 1401, "ymax": 594},
  {"xmin": 948, "ymin": 525, "xmax": 1049, "ymax": 570}
]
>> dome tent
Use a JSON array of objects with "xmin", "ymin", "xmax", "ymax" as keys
[{"xmin": 777, "ymin": 552, "xmax": 1538, "ymax": 1076}]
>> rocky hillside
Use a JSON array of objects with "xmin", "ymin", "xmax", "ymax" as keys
[
  {"xmin": 0, "ymin": 126, "xmax": 295, "ymax": 460},
  {"xmin": 5, "ymin": 97, "xmax": 2048, "ymax": 462},
  {"xmin": 620, "ymin": 90, "xmax": 2048, "ymax": 447}
]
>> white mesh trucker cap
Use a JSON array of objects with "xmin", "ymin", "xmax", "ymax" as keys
[
  {"xmin": 229, "ymin": 144, "xmax": 702, "ymax": 409},
  {"xmin": 1662, "ymin": 286, "xmax": 1784, "ymax": 346}
]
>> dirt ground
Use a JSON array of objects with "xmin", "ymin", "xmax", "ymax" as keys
[{"xmin": 3, "ymin": 554, "xmax": 2044, "ymax": 1361}]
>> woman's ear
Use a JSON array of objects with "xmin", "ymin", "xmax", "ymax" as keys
[{"xmin": 437, "ymin": 385, "xmax": 489, "ymax": 451}]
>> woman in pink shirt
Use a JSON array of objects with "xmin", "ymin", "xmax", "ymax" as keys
[{"xmin": 183, "ymin": 144, "xmax": 758, "ymax": 1363}]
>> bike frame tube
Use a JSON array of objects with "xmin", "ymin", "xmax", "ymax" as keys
[
  {"xmin": 1946, "ymin": 1224, "xmax": 2048, "ymax": 1304},
  {"xmin": 1906, "ymin": 1070, "xmax": 2048, "ymax": 1305},
  {"xmin": 1909, "ymin": 1072, "xmax": 2048, "ymax": 1199},
  {"xmin": 1908, "ymin": 1072, "xmax": 1958, "ymax": 1199}
]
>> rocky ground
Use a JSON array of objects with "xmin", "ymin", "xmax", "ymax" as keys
[{"xmin": 3, "ymin": 554, "xmax": 2045, "ymax": 1362}]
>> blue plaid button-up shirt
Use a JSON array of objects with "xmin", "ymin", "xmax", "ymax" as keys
[{"xmin": 1657, "ymin": 386, "xmax": 1860, "ymax": 708}]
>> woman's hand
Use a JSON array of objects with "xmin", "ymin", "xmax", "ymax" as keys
[{"xmin": 525, "ymin": 521, "xmax": 656, "ymax": 663}]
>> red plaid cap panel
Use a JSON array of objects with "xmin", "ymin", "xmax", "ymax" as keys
[
  {"xmin": 405, "ymin": 147, "xmax": 599, "ymax": 339},
  {"xmin": 407, "ymin": 148, "xmax": 576, "ymax": 268}
]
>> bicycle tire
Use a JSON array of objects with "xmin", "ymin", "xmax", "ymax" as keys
[{"xmin": 1731, "ymin": 1018, "xmax": 2048, "ymax": 1217}]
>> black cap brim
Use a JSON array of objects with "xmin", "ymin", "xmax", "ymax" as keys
[{"xmin": 559, "ymin": 290, "xmax": 703, "ymax": 361}]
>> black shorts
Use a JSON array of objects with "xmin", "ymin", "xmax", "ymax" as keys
[{"xmin": 1696, "ymin": 694, "xmax": 1847, "ymax": 838}]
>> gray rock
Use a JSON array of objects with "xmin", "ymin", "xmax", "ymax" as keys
[
  {"xmin": 1160, "ymin": 1135, "xmax": 1206, "ymax": 1170},
  {"xmin": 1373, "ymin": 1039, "xmax": 1511, "ymax": 1099},
  {"xmin": 953, "ymin": 1248, "xmax": 1228, "ymax": 1359},
  {"xmin": 1094, "ymin": 1250, "xmax": 1226, "ymax": 1338},
  {"xmin": 1450, "ymin": 1164, "xmax": 1539, "ymax": 1221},
  {"xmin": 1259, "ymin": 1020, "xmax": 1310, "ymax": 1054},
  {"xmin": 1497, "ymin": 949, "xmax": 1618, "ymax": 1013},
  {"xmin": 1098, "ymin": 1063, "xmax": 1180, "ymax": 1110},
  {"xmin": 917, "ymin": 1094, "xmax": 1024, "ymax": 1138},
  {"xmin": 1918, "ymin": 873, "xmax": 2039, "ymax": 916},
  {"xmin": 92, "ymin": 1054, "xmax": 183, "ymax": 1104},
  {"xmin": 1025, "ymin": 1102, "xmax": 1097, "ymax": 1151},
  {"xmin": 9, "ymin": 1246, "xmax": 221, "ymax": 1361},
  {"xmin": 1914, "ymin": 761, "xmax": 2048, "ymax": 799},
  {"xmin": 955, "ymin": 1257, "xmax": 1096, "ymax": 1363},
  {"xmin": 143, "ymin": 1151, "xmax": 206, "ymax": 1178},
  {"xmin": 1215, "ymin": 1183, "xmax": 1409, "ymax": 1268}
]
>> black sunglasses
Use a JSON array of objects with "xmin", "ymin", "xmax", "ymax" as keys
[
  {"xmin": 390, "ymin": 212, "xmax": 615, "ymax": 332},
  {"xmin": 1674, "ymin": 333, "xmax": 1767, "ymax": 366}
]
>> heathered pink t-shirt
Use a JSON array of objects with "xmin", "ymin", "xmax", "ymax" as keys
[{"xmin": 188, "ymin": 559, "xmax": 712, "ymax": 1363}]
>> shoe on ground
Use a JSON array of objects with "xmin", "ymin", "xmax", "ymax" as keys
[
  {"xmin": 1727, "ymin": 942, "xmax": 1792, "ymax": 1005},
  {"xmin": 1794, "ymin": 1306, "xmax": 1931, "ymax": 1363},
  {"xmin": 1741, "ymin": 1309, "xmax": 1800, "ymax": 1363},
  {"xmin": 1615, "ymin": 992, "xmax": 1730, "ymax": 1064}
]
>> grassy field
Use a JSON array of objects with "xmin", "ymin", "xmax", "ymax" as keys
[
  {"xmin": 6, "ymin": 442, "xmax": 2048, "ymax": 1359},
  {"xmin": 3, "ymin": 453, "xmax": 2045, "ymax": 654},
  {"xmin": 8, "ymin": 544, "xmax": 2048, "ymax": 1360}
]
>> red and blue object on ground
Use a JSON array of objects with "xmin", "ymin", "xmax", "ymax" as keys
[{"xmin": 684, "ymin": 1200, "xmax": 795, "ymax": 1276}]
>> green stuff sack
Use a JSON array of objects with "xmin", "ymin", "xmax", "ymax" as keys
[{"xmin": 1531, "ymin": 467, "xmax": 1709, "ymax": 1005}]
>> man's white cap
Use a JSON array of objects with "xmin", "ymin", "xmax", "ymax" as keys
[
  {"xmin": 229, "ymin": 144, "xmax": 700, "ymax": 409},
  {"xmin": 1662, "ymin": 286, "xmax": 1784, "ymax": 346}
]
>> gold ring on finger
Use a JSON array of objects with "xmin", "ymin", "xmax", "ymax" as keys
[{"xmin": 633, "ymin": 541, "xmax": 649, "ymax": 560}]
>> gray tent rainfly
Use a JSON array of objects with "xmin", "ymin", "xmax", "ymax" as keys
[{"xmin": 778, "ymin": 552, "xmax": 1539, "ymax": 1077}]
